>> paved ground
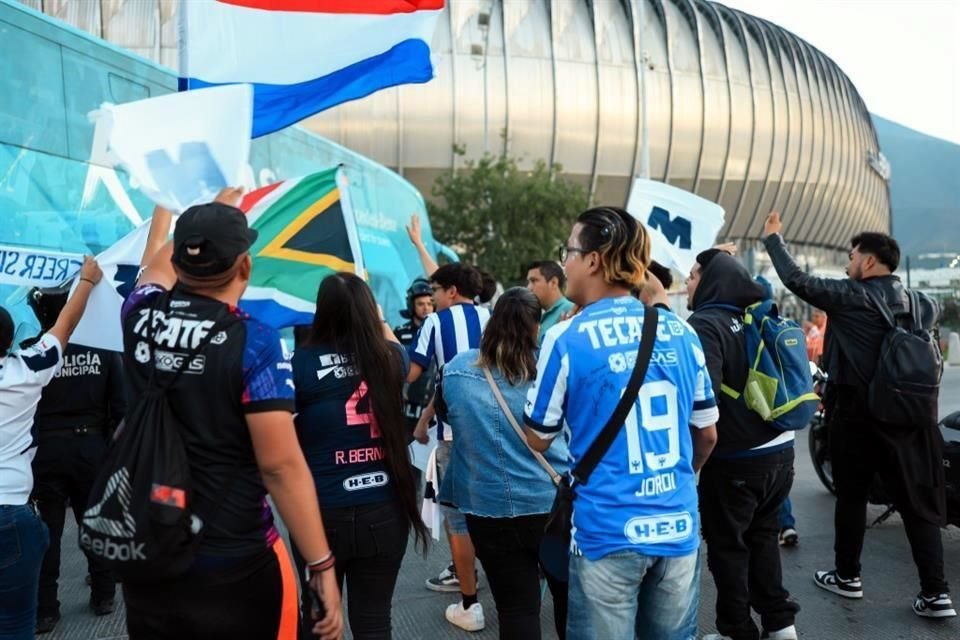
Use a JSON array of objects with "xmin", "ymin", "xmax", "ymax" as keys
[{"xmin": 45, "ymin": 367, "xmax": 960, "ymax": 639}]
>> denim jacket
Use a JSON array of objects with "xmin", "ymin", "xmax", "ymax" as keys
[{"xmin": 436, "ymin": 349, "xmax": 570, "ymax": 518}]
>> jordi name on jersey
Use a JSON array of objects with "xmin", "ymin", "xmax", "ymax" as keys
[{"xmin": 633, "ymin": 471, "xmax": 678, "ymax": 498}]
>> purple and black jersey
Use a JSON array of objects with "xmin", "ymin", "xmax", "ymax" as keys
[
  {"xmin": 122, "ymin": 284, "xmax": 294, "ymax": 558},
  {"xmin": 292, "ymin": 342, "xmax": 408, "ymax": 509}
]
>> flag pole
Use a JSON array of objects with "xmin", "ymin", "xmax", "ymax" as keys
[{"xmin": 638, "ymin": 0, "xmax": 650, "ymax": 180}]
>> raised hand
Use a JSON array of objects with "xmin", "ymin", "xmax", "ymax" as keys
[{"xmin": 763, "ymin": 211, "xmax": 783, "ymax": 238}]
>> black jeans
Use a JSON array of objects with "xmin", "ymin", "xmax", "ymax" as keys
[
  {"xmin": 123, "ymin": 543, "xmax": 295, "ymax": 639},
  {"xmin": 465, "ymin": 513, "xmax": 567, "ymax": 640},
  {"xmin": 293, "ymin": 500, "xmax": 408, "ymax": 640},
  {"xmin": 31, "ymin": 432, "xmax": 115, "ymax": 616},
  {"xmin": 699, "ymin": 448, "xmax": 799, "ymax": 640},
  {"xmin": 829, "ymin": 389, "xmax": 948, "ymax": 594}
]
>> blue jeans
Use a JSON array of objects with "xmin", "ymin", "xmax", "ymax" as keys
[
  {"xmin": 567, "ymin": 547, "xmax": 701, "ymax": 640},
  {"xmin": 778, "ymin": 497, "xmax": 795, "ymax": 530},
  {"xmin": 0, "ymin": 504, "xmax": 50, "ymax": 639}
]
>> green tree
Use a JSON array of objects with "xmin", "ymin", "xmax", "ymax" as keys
[{"xmin": 427, "ymin": 150, "xmax": 588, "ymax": 283}]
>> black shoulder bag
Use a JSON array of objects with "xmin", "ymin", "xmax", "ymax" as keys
[{"xmin": 539, "ymin": 305, "xmax": 659, "ymax": 583}]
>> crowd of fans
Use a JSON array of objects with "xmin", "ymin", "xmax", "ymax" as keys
[{"xmin": 0, "ymin": 191, "xmax": 954, "ymax": 640}]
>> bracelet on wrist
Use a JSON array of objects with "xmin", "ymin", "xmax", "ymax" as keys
[
  {"xmin": 305, "ymin": 553, "xmax": 336, "ymax": 579},
  {"xmin": 79, "ymin": 277, "xmax": 97, "ymax": 286},
  {"xmin": 307, "ymin": 550, "xmax": 333, "ymax": 566}
]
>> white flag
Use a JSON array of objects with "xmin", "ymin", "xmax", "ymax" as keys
[
  {"xmin": 90, "ymin": 84, "xmax": 253, "ymax": 213},
  {"xmin": 69, "ymin": 222, "xmax": 154, "ymax": 352},
  {"xmin": 625, "ymin": 178, "xmax": 726, "ymax": 276}
]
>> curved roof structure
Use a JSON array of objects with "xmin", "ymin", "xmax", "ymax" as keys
[
  {"xmin": 20, "ymin": 0, "xmax": 891, "ymax": 252},
  {"xmin": 304, "ymin": 0, "xmax": 891, "ymax": 252}
]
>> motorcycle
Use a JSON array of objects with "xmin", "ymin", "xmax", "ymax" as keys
[{"xmin": 807, "ymin": 362, "xmax": 960, "ymax": 528}]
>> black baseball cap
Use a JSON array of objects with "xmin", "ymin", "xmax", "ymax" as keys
[
  {"xmin": 172, "ymin": 202, "xmax": 258, "ymax": 277},
  {"xmin": 0, "ymin": 306, "xmax": 13, "ymax": 356}
]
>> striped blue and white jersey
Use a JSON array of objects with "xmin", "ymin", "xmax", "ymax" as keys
[
  {"xmin": 409, "ymin": 302, "xmax": 490, "ymax": 440},
  {"xmin": 524, "ymin": 296, "xmax": 718, "ymax": 561}
]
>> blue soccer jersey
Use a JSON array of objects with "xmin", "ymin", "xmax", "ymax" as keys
[
  {"xmin": 409, "ymin": 302, "xmax": 490, "ymax": 440},
  {"xmin": 524, "ymin": 295, "xmax": 718, "ymax": 561}
]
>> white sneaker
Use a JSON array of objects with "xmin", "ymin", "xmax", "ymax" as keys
[
  {"xmin": 762, "ymin": 624, "xmax": 799, "ymax": 640},
  {"xmin": 445, "ymin": 602, "xmax": 485, "ymax": 632}
]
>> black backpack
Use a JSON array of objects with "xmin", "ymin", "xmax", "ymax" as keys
[
  {"xmin": 79, "ymin": 291, "xmax": 233, "ymax": 581},
  {"xmin": 866, "ymin": 288, "xmax": 942, "ymax": 429}
]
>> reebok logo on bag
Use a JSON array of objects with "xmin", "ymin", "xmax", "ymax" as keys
[
  {"xmin": 79, "ymin": 291, "xmax": 230, "ymax": 581},
  {"xmin": 715, "ymin": 299, "xmax": 819, "ymax": 430}
]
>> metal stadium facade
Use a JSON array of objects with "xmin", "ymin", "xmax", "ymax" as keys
[{"xmin": 19, "ymin": 0, "xmax": 892, "ymax": 254}]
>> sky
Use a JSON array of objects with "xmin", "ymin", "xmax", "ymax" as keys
[{"xmin": 722, "ymin": 0, "xmax": 960, "ymax": 145}]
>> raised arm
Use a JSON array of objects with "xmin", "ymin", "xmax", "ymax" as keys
[
  {"xmin": 137, "ymin": 205, "xmax": 176, "ymax": 290},
  {"xmin": 406, "ymin": 215, "xmax": 439, "ymax": 277},
  {"xmin": 762, "ymin": 212, "xmax": 858, "ymax": 312},
  {"xmin": 48, "ymin": 257, "xmax": 102, "ymax": 349}
]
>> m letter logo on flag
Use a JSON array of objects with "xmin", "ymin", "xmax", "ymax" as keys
[
  {"xmin": 626, "ymin": 179, "xmax": 726, "ymax": 275},
  {"xmin": 646, "ymin": 206, "xmax": 693, "ymax": 250}
]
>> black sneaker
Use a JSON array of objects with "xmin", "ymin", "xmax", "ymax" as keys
[
  {"xmin": 426, "ymin": 563, "xmax": 460, "ymax": 592},
  {"xmin": 779, "ymin": 527, "xmax": 799, "ymax": 547},
  {"xmin": 813, "ymin": 570, "xmax": 863, "ymax": 599},
  {"xmin": 913, "ymin": 592, "xmax": 957, "ymax": 618},
  {"xmin": 90, "ymin": 596, "xmax": 116, "ymax": 616},
  {"xmin": 35, "ymin": 613, "xmax": 60, "ymax": 634}
]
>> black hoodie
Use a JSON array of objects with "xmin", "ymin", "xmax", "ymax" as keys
[{"xmin": 688, "ymin": 253, "xmax": 791, "ymax": 457}]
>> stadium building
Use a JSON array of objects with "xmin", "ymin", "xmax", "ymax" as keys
[{"xmin": 15, "ymin": 0, "xmax": 892, "ymax": 259}]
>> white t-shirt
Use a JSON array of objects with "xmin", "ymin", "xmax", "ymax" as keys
[{"xmin": 0, "ymin": 334, "xmax": 63, "ymax": 504}]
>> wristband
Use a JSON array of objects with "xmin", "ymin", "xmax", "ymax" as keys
[
  {"xmin": 308, "ymin": 550, "xmax": 333, "ymax": 566},
  {"xmin": 80, "ymin": 277, "xmax": 97, "ymax": 286},
  {"xmin": 304, "ymin": 553, "xmax": 336, "ymax": 580}
]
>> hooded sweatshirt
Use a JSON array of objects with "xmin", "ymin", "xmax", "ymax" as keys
[{"xmin": 688, "ymin": 253, "xmax": 794, "ymax": 457}]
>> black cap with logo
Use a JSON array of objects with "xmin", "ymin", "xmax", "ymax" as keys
[{"xmin": 172, "ymin": 202, "xmax": 258, "ymax": 277}]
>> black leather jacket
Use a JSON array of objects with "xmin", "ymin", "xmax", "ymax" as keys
[{"xmin": 764, "ymin": 234, "xmax": 939, "ymax": 387}]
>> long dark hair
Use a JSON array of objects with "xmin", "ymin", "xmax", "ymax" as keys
[
  {"xmin": 306, "ymin": 273, "xmax": 429, "ymax": 549},
  {"xmin": 477, "ymin": 287, "xmax": 540, "ymax": 385}
]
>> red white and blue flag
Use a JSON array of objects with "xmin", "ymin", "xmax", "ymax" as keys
[{"xmin": 179, "ymin": 0, "xmax": 443, "ymax": 138}]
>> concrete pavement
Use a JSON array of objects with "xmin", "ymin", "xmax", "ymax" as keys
[{"xmin": 44, "ymin": 366, "xmax": 960, "ymax": 639}]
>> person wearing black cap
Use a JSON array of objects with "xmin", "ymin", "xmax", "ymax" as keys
[
  {"xmin": 20, "ymin": 286, "xmax": 126, "ymax": 634},
  {"xmin": 0, "ymin": 256, "xmax": 102, "ymax": 640},
  {"xmin": 118, "ymin": 192, "xmax": 343, "ymax": 640}
]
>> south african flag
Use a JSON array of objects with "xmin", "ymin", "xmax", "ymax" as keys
[{"xmin": 239, "ymin": 167, "xmax": 365, "ymax": 328}]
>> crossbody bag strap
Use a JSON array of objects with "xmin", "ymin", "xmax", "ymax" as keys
[
  {"xmin": 143, "ymin": 289, "xmax": 240, "ymax": 541},
  {"xmin": 572, "ymin": 305, "xmax": 659, "ymax": 486},
  {"xmin": 481, "ymin": 366, "xmax": 561, "ymax": 486}
]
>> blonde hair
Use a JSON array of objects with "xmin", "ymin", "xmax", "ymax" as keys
[{"xmin": 576, "ymin": 206, "xmax": 650, "ymax": 288}]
